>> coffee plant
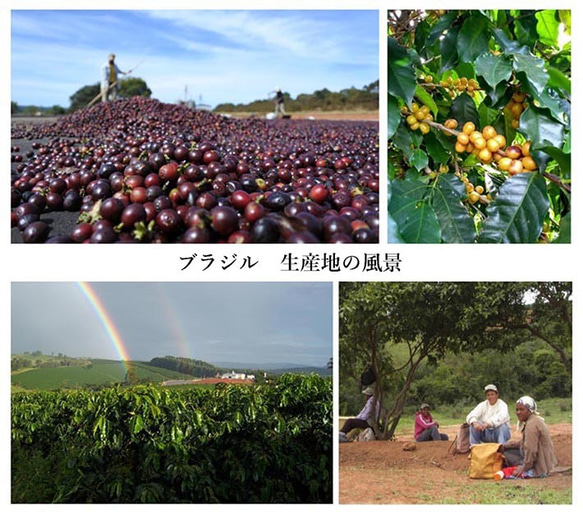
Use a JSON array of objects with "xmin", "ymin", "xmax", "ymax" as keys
[
  {"xmin": 11, "ymin": 375, "xmax": 332, "ymax": 503},
  {"xmin": 388, "ymin": 10, "xmax": 571, "ymax": 243}
]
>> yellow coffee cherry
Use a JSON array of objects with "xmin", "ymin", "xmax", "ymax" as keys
[
  {"xmin": 410, "ymin": 122, "xmax": 420, "ymax": 131},
  {"xmin": 473, "ymin": 137, "xmax": 487, "ymax": 150},
  {"xmin": 487, "ymin": 139, "xmax": 501, "ymax": 153},
  {"xmin": 475, "ymin": 185, "xmax": 484, "ymax": 194},
  {"xmin": 498, "ymin": 157, "xmax": 512, "ymax": 171},
  {"xmin": 482, "ymin": 126, "xmax": 497, "ymax": 140},
  {"xmin": 463, "ymin": 121, "xmax": 476, "ymax": 135},
  {"xmin": 522, "ymin": 156, "xmax": 538, "ymax": 171},
  {"xmin": 468, "ymin": 191, "xmax": 480, "ymax": 204},
  {"xmin": 406, "ymin": 115, "xmax": 418, "ymax": 125},
  {"xmin": 469, "ymin": 131, "xmax": 483, "ymax": 144},
  {"xmin": 444, "ymin": 119, "xmax": 458, "ymax": 129},
  {"xmin": 478, "ymin": 148, "xmax": 493, "ymax": 163},
  {"xmin": 455, "ymin": 142, "xmax": 467, "ymax": 153},
  {"xmin": 509, "ymin": 159, "xmax": 524, "ymax": 175},
  {"xmin": 419, "ymin": 122, "xmax": 430, "ymax": 134},
  {"xmin": 457, "ymin": 133, "xmax": 470, "ymax": 146},
  {"xmin": 493, "ymin": 134, "xmax": 507, "ymax": 148}
]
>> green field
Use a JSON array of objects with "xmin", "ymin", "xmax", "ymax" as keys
[{"xmin": 11, "ymin": 359, "xmax": 193, "ymax": 390}]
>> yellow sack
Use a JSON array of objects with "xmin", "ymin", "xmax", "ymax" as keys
[{"xmin": 468, "ymin": 443, "xmax": 504, "ymax": 479}]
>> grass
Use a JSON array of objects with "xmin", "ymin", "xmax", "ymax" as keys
[{"xmin": 437, "ymin": 482, "xmax": 571, "ymax": 504}]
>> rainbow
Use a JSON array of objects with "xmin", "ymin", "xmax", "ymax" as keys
[
  {"xmin": 155, "ymin": 284, "xmax": 192, "ymax": 359},
  {"xmin": 76, "ymin": 282, "xmax": 130, "ymax": 370}
]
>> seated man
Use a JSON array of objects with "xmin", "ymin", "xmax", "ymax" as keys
[
  {"xmin": 414, "ymin": 403, "xmax": 448, "ymax": 441},
  {"xmin": 466, "ymin": 384, "xmax": 511, "ymax": 446},
  {"xmin": 340, "ymin": 387, "xmax": 380, "ymax": 435}
]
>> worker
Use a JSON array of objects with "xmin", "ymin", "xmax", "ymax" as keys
[
  {"xmin": 101, "ymin": 53, "xmax": 128, "ymax": 103},
  {"xmin": 271, "ymin": 87, "xmax": 287, "ymax": 117}
]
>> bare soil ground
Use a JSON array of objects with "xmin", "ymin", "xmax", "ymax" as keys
[{"xmin": 339, "ymin": 423, "xmax": 572, "ymax": 504}]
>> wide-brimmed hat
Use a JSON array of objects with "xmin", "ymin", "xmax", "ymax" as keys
[{"xmin": 484, "ymin": 384, "xmax": 498, "ymax": 392}]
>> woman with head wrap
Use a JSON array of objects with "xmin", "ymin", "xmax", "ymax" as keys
[{"xmin": 498, "ymin": 396, "xmax": 558, "ymax": 479}]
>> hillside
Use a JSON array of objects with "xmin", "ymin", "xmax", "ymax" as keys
[{"xmin": 11, "ymin": 358, "xmax": 193, "ymax": 390}]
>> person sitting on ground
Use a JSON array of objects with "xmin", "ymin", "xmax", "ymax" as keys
[
  {"xmin": 340, "ymin": 386, "xmax": 380, "ymax": 435},
  {"xmin": 497, "ymin": 396, "xmax": 558, "ymax": 479},
  {"xmin": 466, "ymin": 384, "xmax": 511, "ymax": 446},
  {"xmin": 414, "ymin": 403, "xmax": 448, "ymax": 441}
]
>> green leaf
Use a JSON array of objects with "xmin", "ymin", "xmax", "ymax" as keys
[
  {"xmin": 423, "ymin": 132, "xmax": 450, "ymax": 164},
  {"xmin": 547, "ymin": 66, "xmax": 571, "ymax": 95},
  {"xmin": 130, "ymin": 414, "xmax": 144, "ymax": 434},
  {"xmin": 427, "ymin": 11, "xmax": 459, "ymax": 46},
  {"xmin": 519, "ymin": 107, "xmax": 566, "ymax": 169},
  {"xmin": 439, "ymin": 25, "xmax": 461, "ymax": 72},
  {"xmin": 553, "ymin": 212, "xmax": 571, "ymax": 243},
  {"xmin": 536, "ymin": 144, "xmax": 570, "ymax": 177},
  {"xmin": 432, "ymin": 174, "xmax": 477, "ymax": 243},
  {"xmin": 449, "ymin": 94, "xmax": 480, "ymax": 128},
  {"xmin": 479, "ymin": 173, "xmax": 549, "ymax": 243},
  {"xmin": 415, "ymin": 85, "xmax": 438, "ymax": 116},
  {"xmin": 475, "ymin": 53, "xmax": 512, "ymax": 89},
  {"xmin": 409, "ymin": 149, "xmax": 428, "ymax": 171},
  {"xmin": 536, "ymin": 10, "xmax": 560, "ymax": 47},
  {"xmin": 457, "ymin": 14, "xmax": 490, "ymax": 63},
  {"xmin": 389, "ymin": 180, "xmax": 441, "ymax": 243},
  {"xmin": 558, "ymin": 10, "xmax": 571, "ymax": 34},
  {"xmin": 388, "ymin": 94, "xmax": 400, "ymax": 141},
  {"xmin": 513, "ymin": 54, "xmax": 549, "ymax": 95},
  {"xmin": 514, "ymin": 13, "xmax": 539, "ymax": 48},
  {"xmin": 391, "ymin": 122, "xmax": 415, "ymax": 158},
  {"xmin": 492, "ymin": 28, "xmax": 521, "ymax": 53},
  {"xmin": 387, "ymin": 215, "xmax": 406, "ymax": 243},
  {"xmin": 388, "ymin": 37, "xmax": 417, "ymax": 106}
]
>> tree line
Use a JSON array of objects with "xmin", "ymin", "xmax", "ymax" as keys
[{"xmin": 215, "ymin": 81, "xmax": 379, "ymax": 113}]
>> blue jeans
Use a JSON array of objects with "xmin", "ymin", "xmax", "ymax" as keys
[{"xmin": 469, "ymin": 422, "xmax": 511, "ymax": 446}]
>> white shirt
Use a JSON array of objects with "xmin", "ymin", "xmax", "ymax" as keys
[{"xmin": 466, "ymin": 398, "xmax": 510, "ymax": 428}]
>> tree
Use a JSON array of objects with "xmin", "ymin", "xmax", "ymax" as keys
[
  {"xmin": 69, "ymin": 77, "xmax": 152, "ymax": 112},
  {"xmin": 11, "ymin": 101, "xmax": 19, "ymax": 114},
  {"xmin": 119, "ymin": 77, "xmax": 152, "ymax": 99},
  {"xmin": 388, "ymin": 10, "xmax": 571, "ymax": 243},
  {"xmin": 339, "ymin": 282, "xmax": 571, "ymax": 439},
  {"xmin": 69, "ymin": 83, "xmax": 101, "ymax": 112}
]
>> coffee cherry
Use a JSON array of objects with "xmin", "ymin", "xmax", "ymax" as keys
[
  {"xmin": 509, "ymin": 159, "xmax": 524, "ymax": 175},
  {"xmin": 521, "ymin": 156, "xmax": 538, "ymax": 171},
  {"xmin": 463, "ymin": 122, "xmax": 476, "ymax": 135}
]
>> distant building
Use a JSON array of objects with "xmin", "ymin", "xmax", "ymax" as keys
[{"xmin": 220, "ymin": 371, "xmax": 254, "ymax": 381}]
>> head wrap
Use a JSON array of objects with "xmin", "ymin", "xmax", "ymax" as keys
[
  {"xmin": 516, "ymin": 395, "xmax": 539, "ymax": 414},
  {"xmin": 516, "ymin": 396, "xmax": 541, "ymax": 431}
]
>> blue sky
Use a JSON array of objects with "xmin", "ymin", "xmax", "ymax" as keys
[
  {"xmin": 11, "ymin": 10, "xmax": 379, "ymax": 108},
  {"xmin": 11, "ymin": 282, "xmax": 333, "ymax": 367}
]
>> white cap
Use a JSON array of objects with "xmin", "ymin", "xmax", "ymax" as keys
[
  {"xmin": 484, "ymin": 384, "xmax": 498, "ymax": 392},
  {"xmin": 362, "ymin": 387, "xmax": 374, "ymax": 396}
]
